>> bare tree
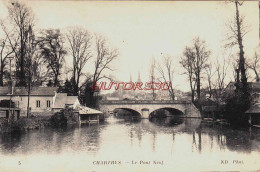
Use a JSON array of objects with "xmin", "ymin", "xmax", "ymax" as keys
[
  {"xmin": 38, "ymin": 29, "xmax": 67, "ymax": 86},
  {"xmin": 157, "ymin": 56, "xmax": 175, "ymax": 100},
  {"xmin": 246, "ymin": 52, "xmax": 260, "ymax": 82},
  {"xmin": 149, "ymin": 57, "xmax": 156, "ymax": 100},
  {"xmin": 212, "ymin": 58, "xmax": 229, "ymax": 103},
  {"xmin": 205, "ymin": 63, "xmax": 215, "ymax": 98},
  {"xmin": 92, "ymin": 34, "xmax": 118, "ymax": 83},
  {"xmin": 66, "ymin": 27, "xmax": 92, "ymax": 95},
  {"xmin": 180, "ymin": 47, "xmax": 196, "ymax": 102},
  {"xmin": 0, "ymin": 35, "xmax": 16, "ymax": 86},
  {"xmin": 193, "ymin": 37, "xmax": 211, "ymax": 107},
  {"xmin": 225, "ymin": 1, "xmax": 249, "ymax": 98},
  {"xmin": 215, "ymin": 58, "xmax": 229, "ymax": 91},
  {"xmin": 180, "ymin": 38, "xmax": 210, "ymax": 105},
  {"xmin": 6, "ymin": 0, "xmax": 35, "ymax": 86},
  {"xmin": 81, "ymin": 34, "xmax": 118, "ymax": 107}
]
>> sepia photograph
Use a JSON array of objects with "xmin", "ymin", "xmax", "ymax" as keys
[{"xmin": 0, "ymin": 0, "xmax": 259, "ymax": 171}]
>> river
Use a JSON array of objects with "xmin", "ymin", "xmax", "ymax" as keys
[{"xmin": 0, "ymin": 116, "xmax": 259, "ymax": 172}]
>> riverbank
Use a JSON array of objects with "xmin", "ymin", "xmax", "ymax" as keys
[
  {"xmin": 0, "ymin": 116, "xmax": 51, "ymax": 133},
  {"xmin": 0, "ymin": 108, "xmax": 80, "ymax": 133}
]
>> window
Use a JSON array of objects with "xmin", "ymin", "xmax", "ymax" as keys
[
  {"xmin": 36, "ymin": 100, "xmax": 40, "ymax": 108},
  {"xmin": 47, "ymin": 100, "xmax": 51, "ymax": 107}
]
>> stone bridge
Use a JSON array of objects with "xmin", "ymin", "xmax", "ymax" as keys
[{"xmin": 99, "ymin": 100, "xmax": 201, "ymax": 118}]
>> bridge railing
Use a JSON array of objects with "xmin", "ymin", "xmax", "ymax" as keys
[{"xmin": 100, "ymin": 100, "xmax": 191, "ymax": 104}]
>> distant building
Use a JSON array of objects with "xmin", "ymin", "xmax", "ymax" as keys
[
  {"xmin": 156, "ymin": 90, "xmax": 171, "ymax": 100},
  {"xmin": 0, "ymin": 87, "xmax": 80, "ymax": 116},
  {"xmin": 224, "ymin": 82, "xmax": 260, "ymax": 103}
]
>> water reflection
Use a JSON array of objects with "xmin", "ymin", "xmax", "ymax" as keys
[
  {"xmin": 150, "ymin": 116, "xmax": 184, "ymax": 126},
  {"xmin": 0, "ymin": 116, "xmax": 259, "ymax": 171},
  {"xmin": 0, "ymin": 124, "xmax": 104, "ymax": 155},
  {"xmin": 0, "ymin": 132, "xmax": 22, "ymax": 154}
]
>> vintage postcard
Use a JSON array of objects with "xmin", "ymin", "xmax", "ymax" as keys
[{"xmin": 0, "ymin": 0, "xmax": 259, "ymax": 171}]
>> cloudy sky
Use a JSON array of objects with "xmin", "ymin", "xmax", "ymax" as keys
[{"xmin": 0, "ymin": 0, "xmax": 258, "ymax": 92}]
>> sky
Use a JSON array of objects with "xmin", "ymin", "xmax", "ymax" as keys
[{"xmin": 0, "ymin": 0, "xmax": 259, "ymax": 93}]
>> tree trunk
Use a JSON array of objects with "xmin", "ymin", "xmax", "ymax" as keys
[
  {"xmin": 191, "ymin": 89, "xmax": 195, "ymax": 103},
  {"xmin": 20, "ymin": 31, "xmax": 26, "ymax": 86},
  {"xmin": 0, "ymin": 58, "xmax": 4, "ymax": 86},
  {"xmin": 0, "ymin": 68, "xmax": 3, "ymax": 86},
  {"xmin": 197, "ymin": 72, "xmax": 201, "ymax": 100},
  {"xmin": 27, "ymin": 83, "xmax": 31, "ymax": 118},
  {"xmin": 208, "ymin": 83, "xmax": 212, "ymax": 98},
  {"xmin": 197, "ymin": 72, "xmax": 202, "ymax": 111},
  {"xmin": 254, "ymin": 69, "xmax": 259, "ymax": 82},
  {"xmin": 54, "ymin": 74, "xmax": 59, "ymax": 87},
  {"xmin": 189, "ymin": 76, "xmax": 195, "ymax": 102},
  {"xmin": 235, "ymin": 1, "xmax": 248, "ymax": 94}
]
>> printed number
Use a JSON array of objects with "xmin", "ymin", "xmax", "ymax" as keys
[{"xmin": 18, "ymin": 161, "xmax": 21, "ymax": 165}]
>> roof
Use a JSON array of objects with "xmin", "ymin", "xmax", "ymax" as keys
[
  {"xmin": 53, "ymin": 93, "xmax": 79, "ymax": 109},
  {"xmin": 0, "ymin": 87, "xmax": 57, "ymax": 96},
  {"xmin": 249, "ymin": 82, "xmax": 260, "ymax": 91},
  {"xmin": 245, "ymin": 103, "xmax": 260, "ymax": 114},
  {"xmin": 74, "ymin": 105, "xmax": 103, "ymax": 115}
]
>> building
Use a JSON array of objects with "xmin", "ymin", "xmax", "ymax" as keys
[
  {"xmin": 0, "ymin": 87, "xmax": 80, "ymax": 116},
  {"xmin": 74, "ymin": 104, "xmax": 103, "ymax": 124},
  {"xmin": 52, "ymin": 93, "xmax": 80, "ymax": 113},
  {"xmin": 246, "ymin": 103, "xmax": 260, "ymax": 127}
]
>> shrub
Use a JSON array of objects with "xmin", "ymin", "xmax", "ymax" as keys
[{"xmin": 49, "ymin": 107, "xmax": 78, "ymax": 127}]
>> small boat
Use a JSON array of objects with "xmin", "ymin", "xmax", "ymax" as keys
[
  {"xmin": 216, "ymin": 119, "xmax": 230, "ymax": 126},
  {"xmin": 203, "ymin": 118, "xmax": 214, "ymax": 121}
]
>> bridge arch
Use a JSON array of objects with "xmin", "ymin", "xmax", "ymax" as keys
[
  {"xmin": 149, "ymin": 107, "xmax": 185, "ymax": 118},
  {"xmin": 113, "ymin": 108, "xmax": 141, "ymax": 117}
]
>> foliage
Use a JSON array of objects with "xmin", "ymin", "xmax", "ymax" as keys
[
  {"xmin": 0, "ymin": 116, "xmax": 51, "ymax": 133},
  {"xmin": 57, "ymin": 79, "xmax": 74, "ymax": 96},
  {"xmin": 223, "ymin": 1, "xmax": 251, "ymax": 125},
  {"xmin": 50, "ymin": 111, "xmax": 67, "ymax": 127},
  {"xmin": 66, "ymin": 27, "xmax": 92, "ymax": 96},
  {"xmin": 38, "ymin": 29, "xmax": 67, "ymax": 86},
  {"xmin": 224, "ymin": 92, "xmax": 250, "ymax": 126},
  {"xmin": 6, "ymin": 0, "xmax": 35, "ymax": 86},
  {"xmin": 79, "ymin": 80, "xmax": 100, "ymax": 108},
  {"xmin": 50, "ymin": 107, "xmax": 78, "ymax": 127}
]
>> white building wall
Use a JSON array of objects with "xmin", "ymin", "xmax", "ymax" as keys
[{"xmin": 0, "ymin": 95, "xmax": 54, "ymax": 116}]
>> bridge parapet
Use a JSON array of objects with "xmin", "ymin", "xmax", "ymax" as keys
[{"xmin": 100, "ymin": 100, "xmax": 191, "ymax": 105}]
